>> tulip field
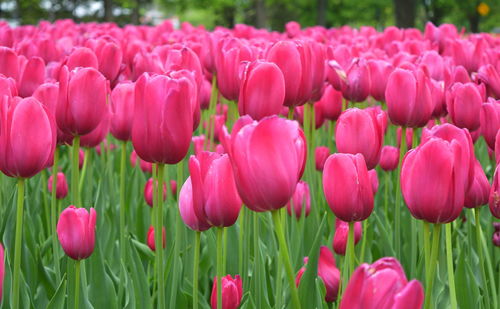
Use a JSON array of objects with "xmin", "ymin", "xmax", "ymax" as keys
[{"xmin": 0, "ymin": 19, "xmax": 500, "ymax": 309}]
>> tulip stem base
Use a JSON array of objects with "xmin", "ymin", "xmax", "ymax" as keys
[
  {"xmin": 424, "ymin": 223, "xmax": 441, "ymax": 309},
  {"xmin": 193, "ymin": 231, "xmax": 200, "ymax": 309},
  {"xmin": 271, "ymin": 210, "xmax": 301, "ymax": 309},
  {"xmin": 217, "ymin": 227, "xmax": 224, "ymax": 309},
  {"xmin": 474, "ymin": 208, "xmax": 495, "ymax": 308},
  {"xmin": 75, "ymin": 260, "xmax": 81, "ymax": 309},
  {"xmin": 395, "ymin": 126, "xmax": 406, "ymax": 259},
  {"xmin": 155, "ymin": 163, "xmax": 165, "ymax": 309},
  {"xmin": 118, "ymin": 141, "xmax": 127, "ymax": 304},
  {"xmin": 445, "ymin": 223, "xmax": 457, "ymax": 309},
  {"xmin": 12, "ymin": 178, "xmax": 25, "ymax": 309},
  {"xmin": 51, "ymin": 147, "xmax": 61, "ymax": 282},
  {"xmin": 72, "ymin": 136, "xmax": 81, "ymax": 206},
  {"xmin": 347, "ymin": 221, "xmax": 355, "ymax": 276}
]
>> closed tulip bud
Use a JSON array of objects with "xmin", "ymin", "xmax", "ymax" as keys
[
  {"xmin": 489, "ymin": 166, "xmax": 500, "ymax": 219},
  {"xmin": 238, "ymin": 60, "xmax": 285, "ymax": 120},
  {"xmin": 315, "ymin": 146, "xmax": 330, "ymax": 171},
  {"xmin": 336, "ymin": 108, "xmax": 384, "ymax": 170},
  {"xmin": 480, "ymin": 98, "xmax": 500, "ymax": 150},
  {"xmin": 430, "ymin": 79, "xmax": 446, "ymax": 118},
  {"xmin": 93, "ymin": 39, "xmax": 123, "ymax": 83},
  {"xmin": 80, "ymin": 106, "xmax": 110, "ymax": 148},
  {"xmin": 494, "ymin": 222, "xmax": 500, "ymax": 232},
  {"xmin": 493, "ymin": 231, "xmax": 500, "ymax": 247},
  {"xmin": 323, "ymin": 153, "xmax": 374, "ymax": 222},
  {"xmin": 0, "ymin": 47, "xmax": 19, "ymax": 80},
  {"xmin": 446, "ymin": 83, "xmax": 482, "ymax": 131},
  {"xmin": 465, "ymin": 159, "xmax": 490, "ymax": 208},
  {"xmin": 57, "ymin": 66, "xmax": 107, "ymax": 136},
  {"xmin": 221, "ymin": 116, "xmax": 306, "ymax": 212},
  {"xmin": 385, "ymin": 68, "xmax": 433, "ymax": 127},
  {"xmin": 369, "ymin": 169, "xmax": 379, "ymax": 194},
  {"xmin": 477, "ymin": 64, "xmax": 500, "ymax": 99},
  {"xmin": 211, "ymin": 275, "xmax": 243, "ymax": 309},
  {"xmin": 200, "ymin": 78, "xmax": 212, "ymax": 110},
  {"xmin": 18, "ymin": 56, "xmax": 45, "ymax": 98},
  {"xmin": 316, "ymin": 85, "xmax": 343, "ymax": 121},
  {"xmin": 333, "ymin": 219, "xmax": 362, "ymax": 255},
  {"xmin": 110, "ymin": 82, "xmax": 135, "ymax": 141},
  {"xmin": 379, "ymin": 146, "xmax": 399, "ymax": 171},
  {"xmin": 132, "ymin": 73, "xmax": 193, "ymax": 164},
  {"xmin": 286, "ymin": 181, "xmax": 311, "ymax": 218},
  {"xmin": 48, "ymin": 172, "xmax": 69, "ymax": 200},
  {"xmin": 57, "ymin": 206, "xmax": 96, "ymax": 260},
  {"xmin": 144, "ymin": 178, "xmax": 167, "ymax": 208},
  {"xmin": 340, "ymin": 58, "xmax": 371, "ymax": 103},
  {"xmin": 367, "ymin": 59, "xmax": 393, "ymax": 102},
  {"xmin": 146, "ymin": 225, "xmax": 166, "ymax": 251},
  {"xmin": 66, "ymin": 47, "xmax": 98, "ymax": 70},
  {"xmin": 340, "ymin": 257, "xmax": 424, "ymax": 309},
  {"xmin": 0, "ymin": 97, "xmax": 56, "ymax": 178},
  {"xmin": 0, "ymin": 243, "xmax": 3, "ymax": 301}
]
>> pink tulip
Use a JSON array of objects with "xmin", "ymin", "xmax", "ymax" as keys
[
  {"xmin": 315, "ymin": 146, "xmax": 330, "ymax": 172},
  {"xmin": 430, "ymin": 79, "xmax": 446, "ymax": 118},
  {"xmin": 333, "ymin": 219, "xmax": 362, "ymax": 255},
  {"xmin": 146, "ymin": 225, "xmax": 166, "ymax": 251},
  {"xmin": 286, "ymin": 180, "xmax": 311, "ymax": 218},
  {"xmin": 0, "ymin": 47, "xmax": 18, "ymax": 80},
  {"xmin": 132, "ymin": 73, "xmax": 193, "ymax": 164},
  {"xmin": 340, "ymin": 257, "xmax": 424, "ymax": 309},
  {"xmin": 144, "ymin": 178, "xmax": 167, "ymax": 208},
  {"xmin": 379, "ymin": 146, "xmax": 399, "ymax": 171},
  {"xmin": 446, "ymin": 83, "xmax": 483, "ymax": 131},
  {"xmin": 385, "ymin": 68, "xmax": 433, "ymax": 127},
  {"xmin": 464, "ymin": 159, "xmax": 490, "ymax": 208},
  {"xmin": 17, "ymin": 56, "xmax": 45, "ymax": 98},
  {"xmin": 330, "ymin": 58, "xmax": 371, "ymax": 103},
  {"xmin": 480, "ymin": 98, "xmax": 500, "ymax": 150},
  {"xmin": 0, "ymin": 243, "xmax": 4, "ymax": 301},
  {"xmin": 48, "ymin": 172, "xmax": 69, "ymax": 200},
  {"xmin": 0, "ymin": 96, "xmax": 56, "ymax": 178},
  {"xmin": 477, "ymin": 64, "xmax": 500, "ymax": 99},
  {"xmin": 210, "ymin": 275, "xmax": 243, "ymax": 309},
  {"xmin": 130, "ymin": 150, "xmax": 153, "ymax": 173},
  {"xmin": 56, "ymin": 66, "xmax": 107, "ymax": 136},
  {"xmin": 489, "ymin": 166, "xmax": 500, "ymax": 219},
  {"xmin": 238, "ymin": 60, "xmax": 285, "ymax": 120},
  {"xmin": 80, "ymin": 106, "xmax": 110, "ymax": 148},
  {"xmin": 221, "ymin": 116, "xmax": 306, "ymax": 212},
  {"xmin": 369, "ymin": 169, "xmax": 379, "ymax": 195},
  {"xmin": 200, "ymin": 78, "xmax": 212, "ymax": 110},
  {"xmin": 336, "ymin": 108, "xmax": 384, "ymax": 170},
  {"xmin": 110, "ymin": 82, "xmax": 135, "ymax": 141},
  {"xmin": 315, "ymin": 85, "xmax": 343, "ymax": 121},
  {"xmin": 57, "ymin": 206, "xmax": 96, "ymax": 260},
  {"xmin": 66, "ymin": 47, "xmax": 98, "ymax": 70},
  {"xmin": 323, "ymin": 153, "xmax": 374, "ymax": 222},
  {"xmin": 367, "ymin": 59, "xmax": 393, "ymax": 102},
  {"xmin": 92, "ymin": 38, "xmax": 123, "ymax": 83},
  {"xmin": 494, "ymin": 230, "xmax": 500, "ymax": 247}
]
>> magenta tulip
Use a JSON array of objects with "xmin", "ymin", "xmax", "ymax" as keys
[
  {"xmin": 477, "ymin": 64, "xmax": 500, "ymax": 99},
  {"xmin": 146, "ymin": 225, "xmax": 166, "ymax": 251},
  {"xmin": 80, "ymin": 106, "xmax": 110, "ymax": 148},
  {"xmin": 286, "ymin": 180, "xmax": 311, "ymax": 218},
  {"xmin": 110, "ymin": 82, "xmax": 135, "ymax": 141},
  {"xmin": 480, "ymin": 98, "xmax": 500, "ymax": 150},
  {"xmin": 446, "ymin": 82, "xmax": 483, "ymax": 131},
  {"xmin": 210, "ymin": 275, "xmax": 243, "ymax": 309},
  {"xmin": 489, "ymin": 166, "xmax": 500, "ymax": 219},
  {"xmin": 66, "ymin": 47, "xmax": 98, "ymax": 70},
  {"xmin": 333, "ymin": 219, "xmax": 362, "ymax": 255},
  {"xmin": 17, "ymin": 56, "xmax": 45, "ymax": 98},
  {"xmin": 367, "ymin": 59, "xmax": 393, "ymax": 102},
  {"xmin": 48, "ymin": 172, "xmax": 69, "ymax": 200},
  {"xmin": 340, "ymin": 257, "xmax": 424, "ymax": 309},
  {"xmin": 57, "ymin": 206, "xmax": 96, "ymax": 260},
  {"xmin": 323, "ymin": 153, "xmax": 374, "ymax": 222},
  {"xmin": 315, "ymin": 146, "xmax": 330, "ymax": 172},
  {"xmin": 92, "ymin": 38, "xmax": 123, "ymax": 83},
  {"xmin": 144, "ymin": 178, "xmax": 167, "ymax": 208},
  {"xmin": 0, "ymin": 47, "xmax": 18, "ymax": 80},
  {"xmin": 464, "ymin": 159, "xmax": 490, "ymax": 208},
  {"xmin": 369, "ymin": 169, "xmax": 379, "ymax": 194},
  {"xmin": 379, "ymin": 146, "xmax": 399, "ymax": 171},
  {"xmin": 315, "ymin": 85, "xmax": 343, "ymax": 121}
]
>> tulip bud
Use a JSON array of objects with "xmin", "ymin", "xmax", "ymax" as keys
[
  {"xmin": 333, "ymin": 219, "xmax": 362, "ymax": 256},
  {"xmin": 446, "ymin": 83, "xmax": 482, "ymax": 131},
  {"xmin": 489, "ymin": 166, "xmax": 500, "ymax": 219},
  {"xmin": 480, "ymin": 98, "xmax": 500, "ymax": 150},
  {"xmin": 144, "ymin": 178, "xmax": 167, "ymax": 207},
  {"xmin": 315, "ymin": 146, "xmax": 330, "ymax": 172},
  {"xmin": 18, "ymin": 56, "xmax": 45, "ymax": 98},
  {"xmin": 340, "ymin": 257, "xmax": 424, "ymax": 309},
  {"xmin": 110, "ymin": 82, "xmax": 135, "ymax": 141},
  {"xmin": 464, "ymin": 159, "xmax": 490, "ymax": 208},
  {"xmin": 93, "ymin": 39, "xmax": 123, "ymax": 83},
  {"xmin": 338, "ymin": 58, "xmax": 371, "ymax": 103},
  {"xmin": 66, "ymin": 47, "xmax": 98, "ymax": 70},
  {"xmin": 315, "ymin": 85, "xmax": 342, "ymax": 121},
  {"xmin": 238, "ymin": 60, "xmax": 285, "ymax": 120},
  {"xmin": 323, "ymin": 153, "xmax": 374, "ymax": 222},
  {"xmin": 477, "ymin": 64, "xmax": 500, "ymax": 99},
  {"xmin": 286, "ymin": 181, "xmax": 311, "ymax": 218},
  {"xmin": 493, "ymin": 231, "xmax": 500, "ymax": 247},
  {"xmin": 146, "ymin": 225, "xmax": 166, "ymax": 251},
  {"xmin": 369, "ymin": 169, "xmax": 379, "ymax": 195},
  {"xmin": 57, "ymin": 206, "xmax": 96, "ymax": 260},
  {"xmin": 379, "ymin": 146, "xmax": 399, "ymax": 171},
  {"xmin": 48, "ymin": 172, "xmax": 69, "ymax": 200},
  {"xmin": 210, "ymin": 275, "xmax": 243, "ymax": 309},
  {"xmin": 367, "ymin": 59, "xmax": 393, "ymax": 102},
  {"xmin": 0, "ymin": 47, "xmax": 19, "ymax": 80}
]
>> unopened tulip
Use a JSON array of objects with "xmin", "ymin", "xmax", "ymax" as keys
[
  {"xmin": 323, "ymin": 153, "xmax": 374, "ymax": 222},
  {"xmin": 489, "ymin": 166, "xmax": 500, "ymax": 219},
  {"xmin": 340, "ymin": 257, "xmax": 424, "ymax": 309},
  {"xmin": 66, "ymin": 47, "xmax": 98, "ymax": 70},
  {"xmin": 331, "ymin": 58, "xmax": 371, "ymax": 103},
  {"xmin": 477, "ymin": 64, "xmax": 500, "ymax": 99},
  {"xmin": 92, "ymin": 38, "xmax": 123, "ymax": 83},
  {"xmin": 369, "ymin": 169, "xmax": 379, "ymax": 194},
  {"xmin": 80, "ymin": 106, "xmax": 110, "ymax": 148},
  {"xmin": 0, "ymin": 47, "xmax": 19, "ymax": 80},
  {"xmin": 146, "ymin": 225, "xmax": 166, "ymax": 251},
  {"xmin": 144, "ymin": 178, "xmax": 167, "ymax": 207},
  {"xmin": 286, "ymin": 181, "xmax": 311, "ymax": 218},
  {"xmin": 221, "ymin": 116, "xmax": 306, "ymax": 212},
  {"xmin": 238, "ymin": 60, "xmax": 285, "ymax": 120},
  {"xmin": 333, "ymin": 219, "xmax": 362, "ymax": 255},
  {"xmin": 0, "ymin": 243, "xmax": 4, "ymax": 301},
  {"xmin": 132, "ymin": 73, "xmax": 193, "ymax": 164},
  {"xmin": 379, "ymin": 146, "xmax": 399, "ymax": 171},
  {"xmin": 315, "ymin": 146, "xmax": 330, "ymax": 172},
  {"xmin": 493, "ymin": 231, "xmax": 500, "ymax": 247},
  {"xmin": 385, "ymin": 68, "xmax": 433, "ymax": 127},
  {"xmin": 17, "ymin": 56, "xmax": 45, "ymax": 97},
  {"xmin": 367, "ymin": 59, "xmax": 393, "ymax": 102},
  {"xmin": 57, "ymin": 206, "xmax": 96, "ymax": 260},
  {"xmin": 0, "ymin": 97, "xmax": 56, "ymax": 178},
  {"xmin": 336, "ymin": 108, "xmax": 384, "ymax": 170},
  {"xmin": 465, "ymin": 159, "xmax": 490, "ymax": 208},
  {"xmin": 316, "ymin": 85, "xmax": 343, "ymax": 121},
  {"xmin": 48, "ymin": 172, "xmax": 69, "ymax": 200},
  {"xmin": 110, "ymin": 82, "xmax": 135, "ymax": 141},
  {"xmin": 446, "ymin": 83, "xmax": 482, "ymax": 131},
  {"xmin": 480, "ymin": 98, "xmax": 500, "ymax": 150},
  {"xmin": 210, "ymin": 275, "xmax": 243, "ymax": 309},
  {"xmin": 56, "ymin": 66, "xmax": 107, "ymax": 136}
]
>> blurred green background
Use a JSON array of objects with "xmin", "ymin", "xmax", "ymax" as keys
[{"xmin": 0, "ymin": 0, "xmax": 499, "ymax": 32}]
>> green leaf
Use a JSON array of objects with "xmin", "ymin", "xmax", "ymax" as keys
[{"xmin": 46, "ymin": 273, "xmax": 67, "ymax": 309}]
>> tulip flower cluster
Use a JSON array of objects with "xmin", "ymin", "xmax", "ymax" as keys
[{"xmin": 0, "ymin": 17, "xmax": 499, "ymax": 309}]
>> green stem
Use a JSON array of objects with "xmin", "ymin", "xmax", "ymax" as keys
[
  {"xmin": 288, "ymin": 106, "xmax": 295, "ymax": 120},
  {"xmin": 75, "ymin": 260, "xmax": 81, "ymax": 309},
  {"xmin": 395, "ymin": 126, "xmax": 406, "ymax": 259},
  {"xmin": 51, "ymin": 147, "xmax": 61, "ymax": 282},
  {"xmin": 424, "ymin": 223, "xmax": 441, "ymax": 309},
  {"xmin": 78, "ymin": 148, "xmax": 90, "ymax": 194},
  {"xmin": 216, "ymin": 227, "xmax": 224, "ymax": 309},
  {"xmin": 223, "ymin": 227, "xmax": 228, "ymax": 274},
  {"xmin": 474, "ymin": 208, "xmax": 492, "ymax": 308},
  {"xmin": 193, "ymin": 231, "xmax": 200, "ymax": 309},
  {"xmin": 72, "ymin": 136, "xmax": 80, "ymax": 206},
  {"xmin": 347, "ymin": 221, "xmax": 355, "ymax": 276},
  {"xmin": 118, "ymin": 141, "xmax": 127, "ymax": 303},
  {"xmin": 271, "ymin": 210, "xmax": 301, "ymax": 309},
  {"xmin": 169, "ymin": 163, "xmax": 183, "ymax": 308},
  {"xmin": 155, "ymin": 164, "xmax": 165, "ymax": 309},
  {"xmin": 423, "ymin": 221, "xmax": 431, "ymax": 276},
  {"xmin": 41, "ymin": 170, "xmax": 51, "ymax": 237},
  {"xmin": 238, "ymin": 207, "xmax": 244, "ymax": 277},
  {"xmin": 445, "ymin": 224, "xmax": 457, "ymax": 309},
  {"xmin": 384, "ymin": 171, "xmax": 389, "ymax": 219},
  {"xmin": 12, "ymin": 178, "xmax": 25, "ymax": 309},
  {"xmin": 253, "ymin": 211, "xmax": 261, "ymax": 306}
]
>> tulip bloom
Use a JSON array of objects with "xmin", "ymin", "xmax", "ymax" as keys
[
  {"xmin": 480, "ymin": 98, "xmax": 500, "ymax": 150},
  {"xmin": 489, "ymin": 166, "xmax": 500, "ymax": 219},
  {"xmin": 0, "ymin": 97, "xmax": 56, "ymax": 178},
  {"xmin": 296, "ymin": 246, "xmax": 341, "ymax": 302},
  {"xmin": 17, "ymin": 56, "xmax": 45, "ymax": 98},
  {"xmin": 286, "ymin": 181, "xmax": 311, "ymax": 218},
  {"xmin": 323, "ymin": 153, "xmax": 374, "ymax": 222},
  {"xmin": 144, "ymin": 178, "xmax": 167, "ymax": 208},
  {"xmin": 132, "ymin": 73, "xmax": 193, "ymax": 164},
  {"xmin": 48, "ymin": 172, "xmax": 69, "ymax": 200},
  {"xmin": 210, "ymin": 275, "xmax": 243, "ymax": 309},
  {"xmin": 369, "ymin": 169, "xmax": 379, "ymax": 195},
  {"xmin": 333, "ymin": 219, "xmax": 362, "ymax": 255},
  {"xmin": 329, "ymin": 58, "xmax": 371, "ymax": 103},
  {"xmin": 80, "ymin": 106, "xmax": 110, "ymax": 148},
  {"xmin": 315, "ymin": 146, "xmax": 330, "ymax": 172},
  {"xmin": 379, "ymin": 146, "xmax": 399, "ymax": 171},
  {"xmin": 464, "ymin": 159, "xmax": 490, "ymax": 208},
  {"xmin": 446, "ymin": 83, "xmax": 483, "ymax": 131},
  {"xmin": 367, "ymin": 59, "xmax": 393, "ymax": 102},
  {"xmin": 385, "ymin": 68, "xmax": 433, "ymax": 127},
  {"xmin": 336, "ymin": 108, "xmax": 384, "ymax": 170},
  {"xmin": 238, "ymin": 60, "xmax": 285, "ymax": 120},
  {"xmin": 221, "ymin": 116, "xmax": 306, "ymax": 212},
  {"xmin": 146, "ymin": 225, "xmax": 166, "ymax": 251},
  {"xmin": 477, "ymin": 64, "xmax": 500, "ymax": 99},
  {"xmin": 340, "ymin": 257, "xmax": 424, "ymax": 309},
  {"xmin": 110, "ymin": 82, "xmax": 135, "ymax": 141},
  {"xmin": 57, "ymin": 206, "xmax": 96, "ymax": 260},
  {"xmin": 315, "ymin": 85, "xmax": 342, "ymax": 121}
]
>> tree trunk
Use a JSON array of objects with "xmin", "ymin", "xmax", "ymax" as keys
[
  {"xmin": 317, "ymin": 0, "xmax": 327, "ymax": 26},
  {"xmin": 132, "ymin": 0, "xmax": 140, "ymax": 24},
  {"xmin": 255, "ymin": 0, "xmax": 266, "ymax": 28},
  {"xmin": 104, "ymin": 0, "xmax": 112, "ymax": 22},
  {"xmin": 393, "ymin": 0, "xmax": 417, "ymax": 28}
]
